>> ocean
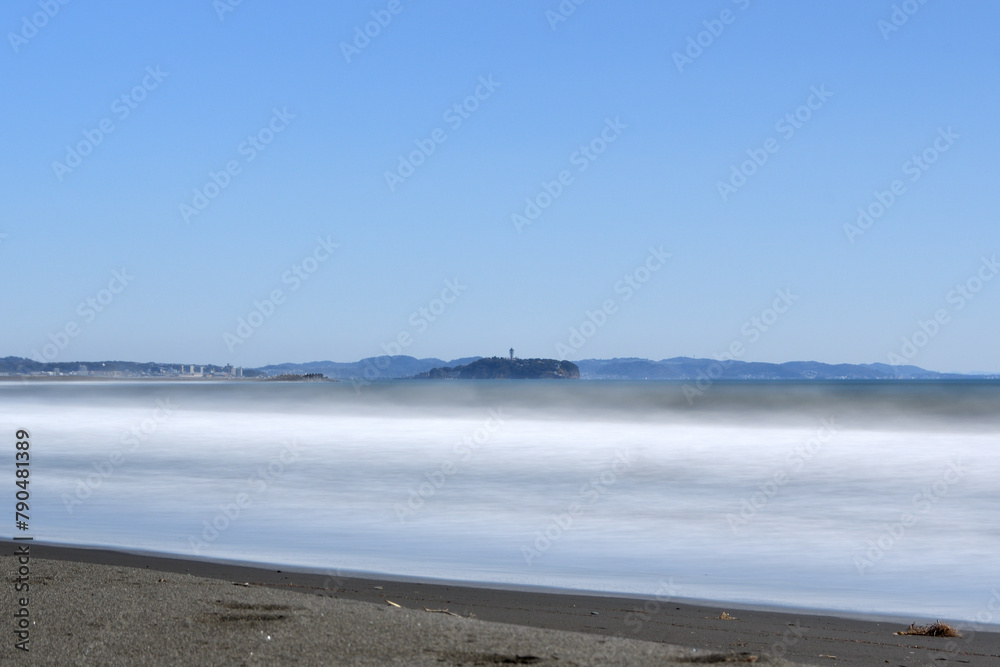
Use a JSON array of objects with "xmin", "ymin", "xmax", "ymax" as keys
[{"xmin": 3, "ymin": 379, "xmax": 999, "ymax": 625}]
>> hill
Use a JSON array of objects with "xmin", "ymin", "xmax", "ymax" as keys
[{"xmin": 413, "ymin": 357, "xmax": 580, "ymax": 380}]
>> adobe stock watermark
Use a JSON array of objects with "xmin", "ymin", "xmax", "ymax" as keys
[
  {"xmin": 877, "ymin": 0, "xmax": 932, "ymax": 41},
  {"xmin": 853, "ymin": 460, "xmax": 965, "ymax": 575},
  {"xmin": 717, "ymin": 84, "xmax": 833, "ymax": 202},
  {"xmin": 725, "ymin": 418, "xmax": 838, "ymax": 534},
  {"xmin": 8, "ymin": 0, "xmax": 72, "ymax": 54},
  {"xmin": 29, "ymin": 268, "xmax": 134, "ymax": 363},
  {"xmin": 73, "ymin": 609, "xmax": 130, "ymax": 664},
  {"xmin": 393, "ymin": 408, "xmax": 506, "ymax": 522},
  {"xmin": 189, "ymin": 440, "xmax": 304, "ymax": 554},
  {"xmin": 223, "ymin": 235, "xmax": 339, "ymax": 352},
  {"xmin": 384, "ymin": 75, "xmax": 501, "ymax": 192},
  {"xmin": 179, "ymin": 107, "xmax": 295, "ymax": 224},
  {"xmin": 213, "ymin": 0, "xmax": 247, "ymax": 22},
  {"xmin": 555, "ymin": 246, "xmax": 670, "ymax": 358},
  {"xmin": 927, "ymin": 588, "xmax": 1000, "ymax": 665},
  {"xmin": 672, "ymin": 0, "xmax": 753, "ymax": 74},
  {"xmin": 682, "ymin": 288, "xmax": 799, "ymax": 404},
  {"xmin": 545, "ymin": 0, "xmax": 587, "ymax": 31},
  {"xmin": 768, "ymin": 621, "xmax": 808, "ymax": 661},
  {"xmin": 621, "ymin": 578, "xmax": 683, "ymax": 634},
  {"xmin": 351, "ymin": 277, "xmax": 467, "ymax": 392},
  {"xmin": 886, "ymin": 254, "xmax": 997, "ymax": 366},
  {"xmin": 843, "ymin": 127, "xmax": 958, "ymax": 243},
  {"xmin": 315, "ymin": 567, "xmax": 349, "ymax": 596},
  {"xmin": 51, "ymin": 66, "xmax": 169, "ymax": 182},
  {"xmin": 62, "ymin": 398, "xmax": 177, "ymax": 514},
  {"xmin": 340, "ymin": 0, "xmax": 413, "ymax": 64},
  {"xmin": 511, "ymin": 116, "xmax": 627, "ymax": 233},
  {"xmin": 521, "ymin": 450, "xmax": 631, "ymax": 565}
]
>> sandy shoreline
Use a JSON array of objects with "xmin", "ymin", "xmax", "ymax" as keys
[{"xmin": 3, "ymin": 541, "xmax": 999, "ymax": 665}]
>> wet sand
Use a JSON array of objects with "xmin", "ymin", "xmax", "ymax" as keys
[{"xmin": 3, "ymin": 541, "xmax": 998, "ymax": 665}]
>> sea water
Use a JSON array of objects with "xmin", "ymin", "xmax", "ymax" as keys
[{"xmin": 2, "ymin": 379, "xmax": 998, "ymax": 625}]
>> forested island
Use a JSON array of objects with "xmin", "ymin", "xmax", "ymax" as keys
[{"xmin": 413, "ymin": 357, "xmax": 580, "ymax": 380}]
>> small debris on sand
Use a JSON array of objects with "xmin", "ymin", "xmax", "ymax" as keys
[
  {"xmin": 895, "ymin": 621, "xmax": 961, "ymax": 637},
  {"xmin": 422, "ymin": 606, "xmax": 462, "ymax": 617}
]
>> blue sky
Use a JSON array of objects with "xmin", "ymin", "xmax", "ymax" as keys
[{"xmin": 3, "ymin": 1, "xmax": 999, "ymax": 372}]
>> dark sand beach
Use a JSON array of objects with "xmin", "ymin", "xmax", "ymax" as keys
[{"xmin": 3, "ymin": 541, "xmax": 998, "ymax": 665}]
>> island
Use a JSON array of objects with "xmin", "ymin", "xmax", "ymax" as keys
[
  {"xmin": 259, "ymin": 373, "xmax": 333, "ymax": 382},
  {"xmin": 412, "ymin": 357, "xmax": 580, "ymax": 380}
]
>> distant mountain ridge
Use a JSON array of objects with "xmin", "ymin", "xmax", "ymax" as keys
[{"xmin": 574, "ymin": 357, "xmax": 989, "ymax": 380}]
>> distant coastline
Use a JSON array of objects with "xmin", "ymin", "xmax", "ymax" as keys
[{"xmin": 1, "ymin": 354, "xmax": 996, "ymax": 381}]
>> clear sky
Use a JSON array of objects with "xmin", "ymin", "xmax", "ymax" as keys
[{"xmin": 3, "ymin": 1, "xmax": 999, "ymax": 372}]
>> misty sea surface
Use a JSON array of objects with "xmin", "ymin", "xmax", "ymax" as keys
[{"xmin": 3, "ymin": 379, "xmax": 999, "ymax": 624}]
